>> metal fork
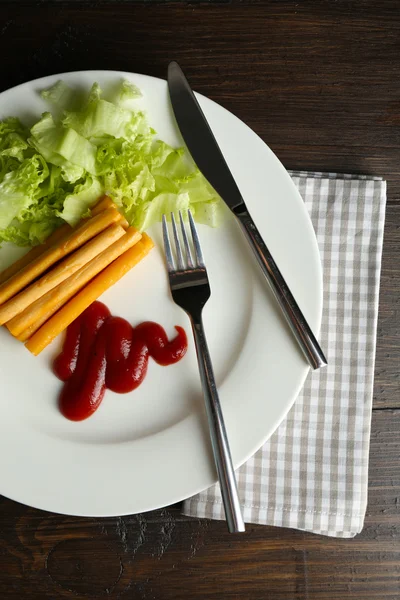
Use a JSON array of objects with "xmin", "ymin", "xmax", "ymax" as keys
[{"xmin": 162, "ymin": 210, "xmax": 245, "ymax": 533}]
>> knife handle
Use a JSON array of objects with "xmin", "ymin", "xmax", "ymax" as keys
[{"xmin": 234, "ymin": 205, "xmax": 327, "ymax": 370}]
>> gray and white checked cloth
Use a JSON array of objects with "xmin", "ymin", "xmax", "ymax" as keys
[{"xmin": 183, "ymin": 171, "xmax": 387, "ymax": 538}]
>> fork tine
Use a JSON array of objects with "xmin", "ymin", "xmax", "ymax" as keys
[
  {"xmin": 188, "ymin": 210, "xmax": 205, "ymax": 267},
  {"xmin": 179, "ymin": 211, "xmax": 194, "ymax": 269},
  {"xmin": 162, "ymin": 214, "xmax": 175, "ymax": 272},
  {"xmin": 171, "ymin": 213, "xmax": 185, "ymax": 270}
]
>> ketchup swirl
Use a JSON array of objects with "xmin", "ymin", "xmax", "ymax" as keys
[{"xmin": 53, "ymin": 301, "xmax": 188, "ymax": 421}]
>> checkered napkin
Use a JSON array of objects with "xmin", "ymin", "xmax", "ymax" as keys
[{"xmin": 183, "ymin": 171, "xmax": 387, "ymax": 538}]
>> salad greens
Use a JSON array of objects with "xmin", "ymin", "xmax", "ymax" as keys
[{"xmin": 0, "ymin": 80, "xmax": 223, "ymax": 247}]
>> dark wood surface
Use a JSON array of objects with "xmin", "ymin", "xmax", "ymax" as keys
[{"xmin": 0, "ymin": 2, "xmax": 399, "ymax": 598}]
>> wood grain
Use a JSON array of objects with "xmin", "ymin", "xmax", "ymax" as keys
[
  {"xmin": 0, "ymin": 1, "xmax": 399, "ymax": 197},
  {"xmin": 0, "ymin": 1, "xmax": 399, "ymax": 598},
  {"xmin": 374, "ymin": 206, "xmax": 400, "ymax": 409}
]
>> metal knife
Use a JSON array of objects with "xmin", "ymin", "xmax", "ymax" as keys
[{"xmin": 167, "ymin": 61, "xmax": 327, "ymax": 370}]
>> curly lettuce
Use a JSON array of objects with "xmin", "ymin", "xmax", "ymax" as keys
[{"xmin": 0, "ymin": 80, "xmax": 223, "ymax": 247}]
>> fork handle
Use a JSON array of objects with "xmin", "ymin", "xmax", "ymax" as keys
[
  {"xmin": 191, "ymin": 317, "xmax": 245, "ymax": 533},
  {"xmin": 234, "ymin": 205, "xmax": 327, "ymax": 370}
]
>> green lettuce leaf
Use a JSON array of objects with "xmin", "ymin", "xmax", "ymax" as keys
[
  {"xmin": 58, "ymin": 176, "xmax": 103, "ymax": 226},
  {"xmin": 0, "ymin": 225, "xmax": 32, "ymax": 247},
  {"xmin": 0, "ymin": 155, "xmax": 49, "ymax": 229},
  {"xmin": 40, "ymin": 80, "xmax": 77, "ymax": 111},
  {"xmin": 29, "ymin": 112, "xmax": 97, "ymax": 175},
  {"xmin": 0, "ymin": 79, "xmax": 223, "ymax": 248},
  {"xmin": 134, "ymin": 192, "xmax": 191, "ymax": 231},
  {"xmin": 111, "ymin": 80, "xmax": 142, "ymax": 107},
  {"xmin": 192, "ymin": 199, "xmax": 225, "ymax": 227},
  {"xmin": 0, "ymin": 118, "xmax": 31, "ymax": 180},
  {"xmin": 62, "ymin": 83, "xmax": 149, "ymax": 141}
]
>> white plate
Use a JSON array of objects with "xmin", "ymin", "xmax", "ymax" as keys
[{"xmin": 0, "ymin": 71, "xmax": 322, "ymax": 516}]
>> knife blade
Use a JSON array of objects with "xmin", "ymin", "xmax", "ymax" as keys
[
  {"xmin": 167, "ymin": 61, "xmax": 327, "ymax": 370},
  {"xmin": 168, "ymin": 61, "xmax": 244, "ymax": 211}
]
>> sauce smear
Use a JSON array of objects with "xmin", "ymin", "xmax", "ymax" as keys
[{"xmin": 53, "ymin": 301, "xmax": 188, "ymax": 421}]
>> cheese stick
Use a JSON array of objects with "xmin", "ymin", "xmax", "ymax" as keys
[
  {"xmin": 0, "ymin": 196, "xmax": 115, "ymax": 285},
  {"xmin": 0, "ymin": 223, "xmax": 126, "ymax": 324},
  {"xmin": 7, "ymin": 227, "xmax": 142, "ymax": 340},
  {"xmin": 91, "ymin": 196, "xmax": 115, "ymax": 216},
  {"xmin": 91, "ymin": 196, "xmax": 128, "ymax": 228},
  {"xmin": 0, "ymin": 224, "xmax": 72, "ymax": 286},
  {"xmin": 0, "ymin": 196, "xmax": 125, "ymax": 286},
  {"xmin": 25, "ymin": 233, "xmax": 154, "ymax": 355},
  {"xmin": 0, "ymin": 207, "xmax": 123, "ymax": 306}
]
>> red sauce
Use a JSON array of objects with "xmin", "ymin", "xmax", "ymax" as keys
[{"xmin": 53, "ymin": 301, "xmax": 188, "ymax": 421}]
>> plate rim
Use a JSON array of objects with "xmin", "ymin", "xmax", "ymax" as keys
[{"xmin": 0, "ymin": 69, "xmax": 323, "ymax": 516}]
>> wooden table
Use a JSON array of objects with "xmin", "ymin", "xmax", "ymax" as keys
[{"xmin": 1, "ymin": 2, "xmax": 399, "ymax": 598}]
